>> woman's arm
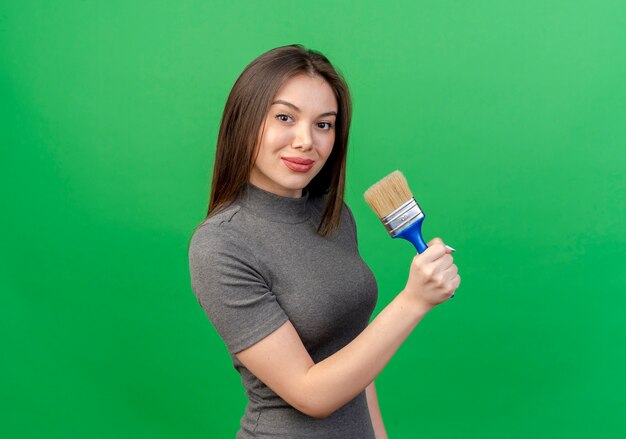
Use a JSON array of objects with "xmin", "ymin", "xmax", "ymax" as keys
[
  {"xmin": 235, "ymin": 241, "xmax": 459, "ymax": 419},
  {"xmin": 366, "ymin": 381, "xmax": 388, "ymax": 439},
  {"xmin": 236, "ymin": 288, "xmax": 428, "ymax": 419}
]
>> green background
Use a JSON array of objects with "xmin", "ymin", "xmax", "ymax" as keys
[{"xmin": 2, "ymin": 1, "xmax": 625, "ymax": 438}]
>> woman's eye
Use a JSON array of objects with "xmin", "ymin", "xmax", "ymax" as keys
[
  {"xmin": 276, "ymin": 114, "xmax": 292, "ymax": 122},
  {"xmin": 318, "ymin": 122, "xmax": 333, "ymax": 130}
]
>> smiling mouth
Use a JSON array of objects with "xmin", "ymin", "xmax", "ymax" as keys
[
  {"xmin": 282, "ymin": 157, "xmax": 315, "ymax": 165},
  {"xmin": 281, "ymin": 157, "xmax": 315, "ymax": 172}
]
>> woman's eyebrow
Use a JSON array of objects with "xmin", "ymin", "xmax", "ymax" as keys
[{"xmin": 271, "ymin": 100, "xmax": 337, "ymax": 118}]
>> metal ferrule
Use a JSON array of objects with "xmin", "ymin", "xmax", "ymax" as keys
[{"xmin": 381, "ymin": 198, "xmax": 424, "ymax": 237}]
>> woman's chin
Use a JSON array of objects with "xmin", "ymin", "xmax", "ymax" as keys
[{"xmin": 268, "ymin": 178, "xmax": 311, "ymax": 197}]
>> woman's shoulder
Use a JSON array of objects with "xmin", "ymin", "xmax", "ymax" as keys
[
  {"xmin": 189, "ymin": 203, "xmax": 246, "ymax": 254},
  {"xmin": 197, "ymin": 203, "xmax": 240, "ymax": 228}
]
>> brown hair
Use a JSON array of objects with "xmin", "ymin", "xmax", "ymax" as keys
[{"xmin": 204, "ymin": 44, "xmax": 352, "ymax": 236}]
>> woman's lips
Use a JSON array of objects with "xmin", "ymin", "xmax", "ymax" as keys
[{"xmin": 281, "ymin": 157, "xmax": 315, "ymax": 173}]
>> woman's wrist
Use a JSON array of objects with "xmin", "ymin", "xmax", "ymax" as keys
[{"xmin": 398, "ymin": 288, "xmax": 434, "ymax": 319}]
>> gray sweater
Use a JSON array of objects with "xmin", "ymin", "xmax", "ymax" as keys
[{"xmin": 188, "ymin": 182, "xmax": 378, "ymax": 438}]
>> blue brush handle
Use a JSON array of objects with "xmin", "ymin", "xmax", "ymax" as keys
[
  {"xmin": 393, "ymin": 216, "xmax": 428, "ymax": 253},
  {"xmin": 392, "ymin": 215, "xmax": 455, "ymax": 299}
]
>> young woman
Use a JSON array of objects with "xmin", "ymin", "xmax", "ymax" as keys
[{"xmin": 188, "ymin": 44, "xmax": 460, "ymax": 438}]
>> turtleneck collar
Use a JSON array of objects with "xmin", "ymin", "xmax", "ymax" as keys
[{"xmin": 239, "ymin": 182, "xmax": 311, "ymax": 223}]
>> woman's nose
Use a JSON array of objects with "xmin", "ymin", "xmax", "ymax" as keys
[{"xmin": 292, "ymin": 123, "xmax": 313, "ymax": 150}]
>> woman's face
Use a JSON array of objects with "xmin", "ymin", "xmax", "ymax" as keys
[{"xmin": 250, "ymin": 74, "xmax": 338, "ymax": 198}]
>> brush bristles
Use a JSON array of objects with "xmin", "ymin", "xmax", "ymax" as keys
[{"xmin": 364, "ymin": 170, "xmax": 414, "ymax": 219}]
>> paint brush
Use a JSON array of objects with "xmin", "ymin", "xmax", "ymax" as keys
[{"xmin": 364, "ymin": 170, "xmax": 455, "ymax": 297}]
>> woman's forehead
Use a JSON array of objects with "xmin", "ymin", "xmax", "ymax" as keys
[{"xmin": 272, "ymin": 74, "xmax": 338, "ymax": 113}]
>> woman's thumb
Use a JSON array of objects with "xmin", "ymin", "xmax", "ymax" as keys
[
  {"xmin": 427, "ymin": 237, "xmax": 445, "ymax": 247},
  {"xmin": 427, "ymin": 237, "xmax": 456, "ymax": 253}
]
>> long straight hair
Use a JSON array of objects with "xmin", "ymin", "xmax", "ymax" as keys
[{"xmin": 205, "ymin": 44, "xmax": 352, "ymax": 236}]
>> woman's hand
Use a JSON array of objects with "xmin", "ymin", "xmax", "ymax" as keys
[{"xmin": 402, "ymin": 237, "xmax": 461, "ymax": 313}]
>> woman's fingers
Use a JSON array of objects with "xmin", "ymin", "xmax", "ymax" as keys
[{"xmin": 433, "ymin": 254, "xmax": 454, "ymax": 273}]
